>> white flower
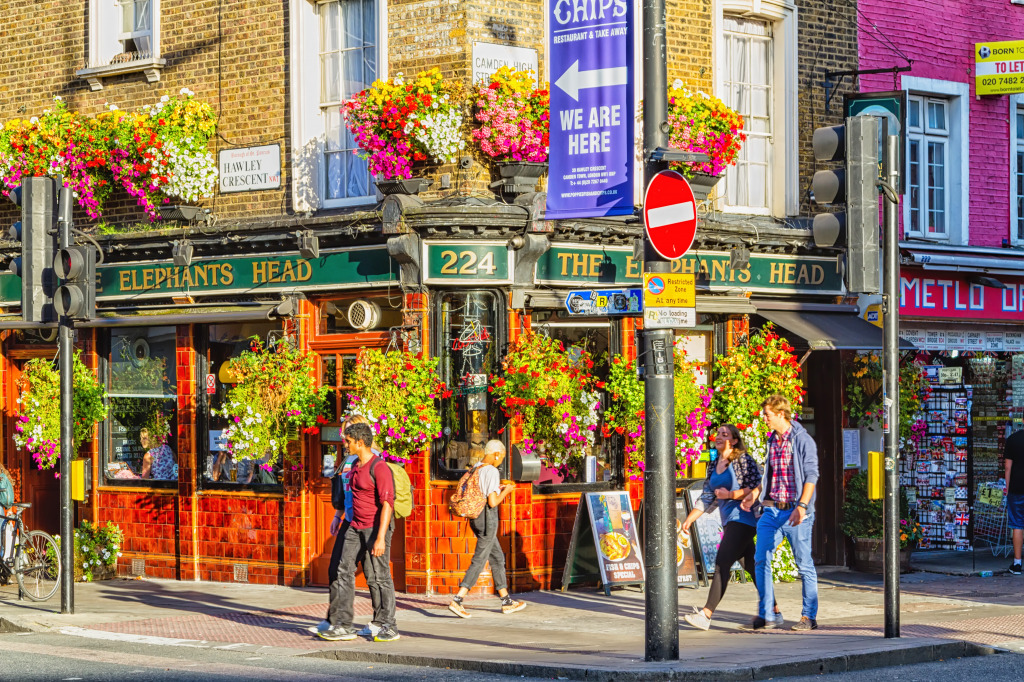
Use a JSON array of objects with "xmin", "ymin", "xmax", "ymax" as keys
[
  {"xmin": 29, "ymin": 117, "xmax": 38, "ymax": 124},
  {"xmin": 107, "ymin": 104, "xmax": 118, "ymax": 111},
  {"xmin": 161, "ymin": 95, "xmax": 170, "ymax": 103},
  {"xmin": 53, "ymin": 95, "xmax": 62, "ymax": 102},
  {"xmin": 672, "ymin": 79, "xmax": 684, "ymax": 90}
]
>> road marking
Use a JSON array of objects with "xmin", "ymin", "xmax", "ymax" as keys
[{"xmin": 8, "ymin": 641, "xmax": 372, "ymax": 681}]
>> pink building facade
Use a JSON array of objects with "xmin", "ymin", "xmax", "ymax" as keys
[{"xmin": 856, "ymin": 2, "xmax": 1024, "ymax": 556}]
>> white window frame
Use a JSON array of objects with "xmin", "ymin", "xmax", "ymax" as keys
[
  {"xmin": 901, "ymin": 77, "xmax": 969, "ymax": 245},
  {"xmin": 714, "ymin": 0, "xmax": 799, "ymax": 218},
  {"xmin": 290, "ymin": 0, "xmax": 388, "ymax": 212},
  {"xmin": 1010, "ymin": 94, "xmax": 1024, "ymax": 246},
  {"xmin": 77, "ymin": 0, "xmax": 164, "ymax": 91},
  {"xmin": 906, "ymin": 95, "xmax": 950, "ymax": 240}
]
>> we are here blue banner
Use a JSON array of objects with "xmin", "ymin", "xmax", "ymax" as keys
[{"xmin": 545, "ymin": 2, "xmax": 634, "ymax": 219}]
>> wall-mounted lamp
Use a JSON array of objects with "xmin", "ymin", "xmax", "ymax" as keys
[
  {"xmin": 729, "ymin": 245, "xmax": 751, "ymax": 271},
  {"xmin": 172, "ymin": 239, "xmax": 193, "ymax": 267},
  {"xmin": 297, "ymin": 230, "xmax": 319, "ymax": 259}
]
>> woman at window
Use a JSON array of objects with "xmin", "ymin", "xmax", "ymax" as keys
[{"xmin": 139, "ymin": 416, "xmax": 176, "ymax": 481}]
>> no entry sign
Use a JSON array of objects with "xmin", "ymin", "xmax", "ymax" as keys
[{"xmin": 643, "ymin": 170, "xmax": 697, "ymax": 260}]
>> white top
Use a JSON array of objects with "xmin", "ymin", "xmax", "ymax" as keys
[{"xmin": 474, "ymin": 463, "xmax": 501, "ymax": 498}]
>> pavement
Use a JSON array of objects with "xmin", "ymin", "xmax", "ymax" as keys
[{"xmin": 0, "ymin": 550, "xmax": 1022, "ymax": 681}]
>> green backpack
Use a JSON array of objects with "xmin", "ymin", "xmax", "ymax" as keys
[{"xmin": 369, "ymin": 458, "xmax": 414, "ymax": 520}]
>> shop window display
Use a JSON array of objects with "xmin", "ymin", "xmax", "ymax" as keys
[
  {"xmin": 433, "ymin": 291, "xmax": 503, "ymax": 480},
  {"xmin": 103, "ymin": 327, "xmax": 178, "ymax": 484},
  {"xmin": 201, "ymin": 322, "xmax": 282, "ymax": 488}
]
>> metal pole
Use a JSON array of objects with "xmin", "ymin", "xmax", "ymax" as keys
[
  {"xmin": 882, "ymin": 132, "xmax": 900, "ymax": 638},
  {"xmin": 57, "ymin": 184, "xmax": 74, "ymax": 615},
  {"xmin": 642, "ymin": 0, "xmax": 678, "ymax": 662}
]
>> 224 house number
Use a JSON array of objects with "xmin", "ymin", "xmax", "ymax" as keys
[{"xmin": 438, "ymin": 250, "xmax": 499, "ymax": 276}]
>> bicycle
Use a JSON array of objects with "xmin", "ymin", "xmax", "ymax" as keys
[{"xmin": 0, "ymin": 502, "xmax": 61, "ymax": 602}]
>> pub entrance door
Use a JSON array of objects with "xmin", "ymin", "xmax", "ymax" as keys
[{"xmin": 5, "ymin": 346, "xmax": 61, "ymax": 536}]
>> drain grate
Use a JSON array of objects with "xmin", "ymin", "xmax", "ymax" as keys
[
  {"xmin": 131, "ymin": 558, "xmax": 145, "ymax": 577},
  {"xmin": 233, "ymin": 563, "xmax": 248, "ymax": 582}
]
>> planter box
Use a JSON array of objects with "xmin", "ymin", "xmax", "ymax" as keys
[
  {"xmin": 850, "ymin": 537, "xmax": 912, "ymax": 573},
  {"xmin": 376, "ymin": 177, "xmax": 432, "ymax": 196},
  {"xmin": 158, "ymin": 205, "xmax": 206, "ymax": 222},
  {"xmin": 686, "ymin": 171, "xmax": 724, "ymax": 202},
  {"xmin": 490, "ymin": 161, "xmax": 547, "ymax": 197}
]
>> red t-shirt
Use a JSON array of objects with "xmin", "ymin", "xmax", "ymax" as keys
[{"xmin": 349, "ymin": 457, "xmax": 395, "ymax": 530}]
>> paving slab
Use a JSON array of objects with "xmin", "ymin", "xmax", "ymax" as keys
[{"xmin": 0, "ymin": 567, "xmax": 1019, "ymax": 680}]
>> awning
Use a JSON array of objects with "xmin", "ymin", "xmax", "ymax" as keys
[
  {"xmin": 0, "ymin": 304, "xmax": 284, "ymax": 330},
  {"xmin": 757, "ymin": 310, "xmax": 915, "ymax": 351}
]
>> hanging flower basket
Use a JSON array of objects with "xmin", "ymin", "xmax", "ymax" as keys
[
  {"xmin": 665, "ymin": 81, "xmax": 745, "ymax": 180},
  {"xmin": 375, "ymin": 177, "xmax": 433, "ymax": 196},
  {"xmin": 343, "ymin": 68, "xmax": 465, "ymax": 180}
]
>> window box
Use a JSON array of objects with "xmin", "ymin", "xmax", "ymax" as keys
[{"xmin": 76, "ymin": 57, "xmax": 167, "ymax": 92}]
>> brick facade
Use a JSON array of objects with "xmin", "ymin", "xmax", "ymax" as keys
[{"xmin": 858, "ymin": 0, "xmax": 1024, "ymax": 247}]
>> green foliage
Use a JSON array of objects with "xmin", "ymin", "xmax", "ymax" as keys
[
  {"xmin": 602, "ymin": 354, "xmax": 644, "ymax": 480},
  {"xmin": 345, "ymin": 348, "xmax": 445, "ymax": 463},
  {"xmin": 840, "ymin": 471, "xmax": 920, "ymax": 548},
  {"xmin": 52, "ymin": 520, "xmax": 123, "ymax": 582},
  {"xmin": 490, "ymin": 330, "xmax": 600, "ymax": 470},
  {"xmin": 214, "ymin": 337, "xmax": 328, "ymax": 468},
  {"xmin": 13, "ymin": 352, "xmax": 109, "ymax": 470},
  {"xmin": 844, "ymin": 354, "xmax": 930, "ymax": 439}
]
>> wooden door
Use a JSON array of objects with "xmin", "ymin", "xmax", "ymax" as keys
[
  {"xmin": 6, "ymin": 352, "xmax": 61, "ymax": 536},
  {"xmin": 308, "ymin": 347, "xmax": 405, "ymax": 590}
]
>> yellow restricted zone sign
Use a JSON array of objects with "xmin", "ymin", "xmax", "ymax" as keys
[{"xmin": 642, "ymin": 273, "xmax": 695, "ymax": 307}]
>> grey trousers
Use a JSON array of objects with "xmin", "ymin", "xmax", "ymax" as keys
[
  {"xmin": 459, "ymin": 505, "xmax": 507, "ymax": 592},
  {"xmin": 327, "ymin": 523, "xmax": 396, "ymax": 629}
]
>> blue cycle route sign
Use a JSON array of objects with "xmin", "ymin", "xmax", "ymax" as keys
[
  {"xmin": 564, "ymin": 288, "xmax": 643, "ymax": 316},
  {"xmin": 546, "ymin": 2, "xmax": 634, "ymax": 219}
]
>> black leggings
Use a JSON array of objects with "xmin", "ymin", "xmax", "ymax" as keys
[{"xmin": 703, "ymin": 521, "xmax": 774, "ymax": 614}]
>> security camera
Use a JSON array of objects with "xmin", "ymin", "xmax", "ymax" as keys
[{"xmin": 459, "ymin": 156, "xmax": 473, "ymax": 170}]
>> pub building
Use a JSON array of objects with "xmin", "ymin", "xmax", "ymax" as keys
[{"xmin": 0, "ymin": 200, "xmax": 883, "ymax": 590}]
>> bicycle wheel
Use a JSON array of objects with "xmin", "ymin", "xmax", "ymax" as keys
[{"xmin": 15, "ymin": 530, "xmax": 60, "ymax": 602}]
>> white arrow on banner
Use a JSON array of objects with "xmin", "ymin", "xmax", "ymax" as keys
[{"xmin": 554, "ymin": 60, "xmax": 629, "ymax": 101}]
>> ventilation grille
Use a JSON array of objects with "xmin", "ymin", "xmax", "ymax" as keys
[
  {"xmin": 233, "ymin": 563, "xmax": 249, "ymax": 582},
  {"xmin": 131, "ymin": 558, "xmax": 145, "ymax": 577},
  {"xmin": 347, "ymin": 300, "xmax": 381, "ymax": 330}
]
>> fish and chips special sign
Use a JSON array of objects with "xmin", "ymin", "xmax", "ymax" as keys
[{"xmin": 584, "ymin": 491, "xmax": 644, "ymax": 585}]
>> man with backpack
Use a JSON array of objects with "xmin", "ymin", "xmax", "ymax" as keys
[
  {"xmin": 448, "ymin": 440, "xmax": 527, "ymax": 618},
  {"xmin": 320, "ymin": 422, "xmax": 400, "ymax": 642}
]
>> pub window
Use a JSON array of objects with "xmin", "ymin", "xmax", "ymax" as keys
[
  {"xmin": 199, "ymin": 322, "xmax": 282, "ymax": 489},
  {"xmin": 102, "ymin": 326, "xmax": 178, "ymax": 486},
  {"xmin": 531, "ymin": 311, "xmax": 617, "ymax": 485},
  {"xmin": 318, "ymin": 294, "xmax": 403, "ymax": 335},
  {"xmin": 433, "ymin": 290, "xmax": 504, "ymax": 480},
  {"xmin": 318, "ymin": 351, "xmax": 358, "ymax": 478}
]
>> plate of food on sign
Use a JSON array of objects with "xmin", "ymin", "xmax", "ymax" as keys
[{"xmin": 599, "ymin": 532, "xmax": 631, "ymax": 561}]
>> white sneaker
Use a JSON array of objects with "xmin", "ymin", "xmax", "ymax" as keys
[
  {"xmin": 683, "ymin": 610, "xmax": 711, "ymax": 631},
  {"xmin": 306, "ymin": 619, "xmax": 330, "ymax": 635},
  {"xmin": 356, "ymin": 622, "xmax": 382, "ymax": 638}
]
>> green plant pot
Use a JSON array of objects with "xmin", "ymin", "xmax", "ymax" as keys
[
  {"xmin": 850, "ymin": 537, "xmax": 912, "ymax": 573},
  {"xmin": 375, "ymin": 177, "xmax": 432, "ymax": 195}
]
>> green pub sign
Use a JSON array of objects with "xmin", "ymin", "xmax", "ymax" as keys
[{"xmin": 422, "ymin": 241, "xmax": 513, "ymax": 284}]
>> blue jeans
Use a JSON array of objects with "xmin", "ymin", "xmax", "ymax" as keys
[{"xmin": 754, "ymin": 506, "xmax": 818, "ymax": 620}]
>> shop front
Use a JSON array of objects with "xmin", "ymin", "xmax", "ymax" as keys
[{"xmin": 896, "ymin": 264, "xmax": 1024, "ymax": 553}]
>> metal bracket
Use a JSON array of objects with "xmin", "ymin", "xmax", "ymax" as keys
[
  {"xmin": 823, "ymin": 65, "xmax": 913, "ymax": 111},
  {"xmin": 648, "ymin": 148, "xmax": 710, "ymax": 164}
]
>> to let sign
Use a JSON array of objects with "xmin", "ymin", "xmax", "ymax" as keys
[
  {"xmin": 546, "ymin": 0, "xmax": 634, "ymax": 219},
  {"xmin": 975, "ymin": 40, "xmax": 1024, "ymax": 96},
  {"xmin": 219, "ymin": 144, "xmax": 282, "ymax": 193}
]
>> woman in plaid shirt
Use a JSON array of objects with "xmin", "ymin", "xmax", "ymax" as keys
[{"xmin": 681, "ymin": 423, "xmax": 780, "ymax": 631}]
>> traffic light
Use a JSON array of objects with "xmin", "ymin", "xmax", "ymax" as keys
[
  {"xmin": 53, "ymin": 245, "xmax": 96, "ymax": 320},
  {"xmin": 811, "ymin": 115, "xmax": 881, "ymax": 294},
  {"xmin": 8, "ymin": 177, "xmax": 57, "ymax": 323}
]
